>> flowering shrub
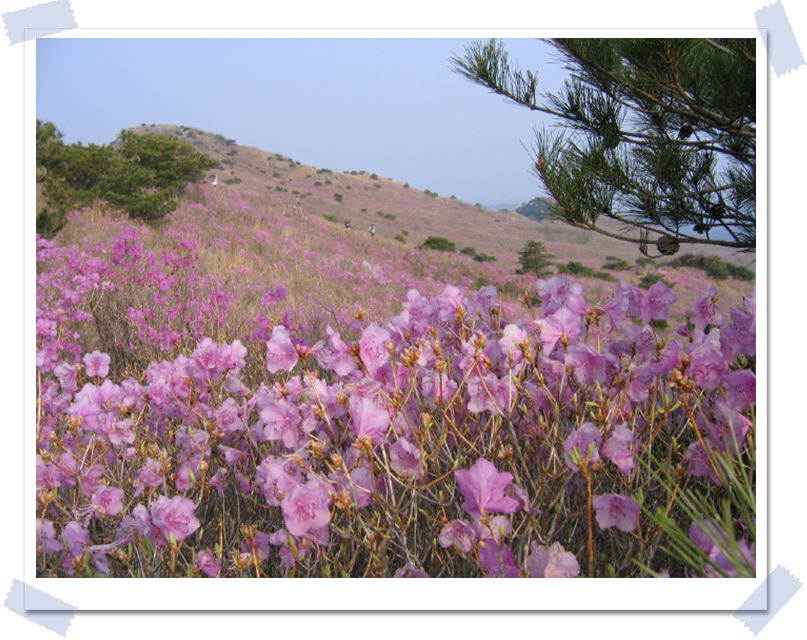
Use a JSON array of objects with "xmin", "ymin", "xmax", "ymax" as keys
[{"xmin": 36, "ymin": 231, "xmax": 756, "ymax": 578}]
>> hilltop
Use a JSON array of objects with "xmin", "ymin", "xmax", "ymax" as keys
[{"xmin": 121, "ymin": 124, "xmax": 755, "ymax": 272}]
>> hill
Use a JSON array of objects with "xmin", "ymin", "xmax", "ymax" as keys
[
  {"xmin": 48, "ymin": 123, "xmax": 755, "ymax": 333},
  {"xmin": 516, "ymin": 196, "xmax": 556, "ymax": 221},
  {"xmin": 121, "ymin": 124, "xmax": 754, "ymax": 268}
]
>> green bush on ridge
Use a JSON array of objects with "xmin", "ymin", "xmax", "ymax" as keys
[{"xmin": 35, "ymin": 120, "xmax": 218, "ymax": 235}]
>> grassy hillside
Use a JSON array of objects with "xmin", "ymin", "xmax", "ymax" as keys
[{"xmin": 83, "ymin": 124, "xmax": 755, "ymax": 320}]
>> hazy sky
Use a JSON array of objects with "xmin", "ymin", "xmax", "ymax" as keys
[{"xmin": 36, "ymin": 37, "xmax": 569, "ymax": 206}]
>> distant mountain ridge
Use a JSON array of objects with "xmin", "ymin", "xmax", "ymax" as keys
[{"xmin": 516, "ymin": 196, "xmax": 557, "ymax": 221}]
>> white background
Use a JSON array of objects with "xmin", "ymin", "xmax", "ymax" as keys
[{"xmin": 1, "ymin": 1, "xmax": 801, "ymax": 639}]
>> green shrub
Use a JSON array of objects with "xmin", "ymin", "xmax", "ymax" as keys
[
  {"xmin": 323, "ymin": 214, "xmax": 338, "ymax": 223},
  {"xmin": 474, "ymin": 253, "xmax": 497, "ymax": 263},
  {"xmin": 638, "ymin": 273, "xmax": 674, "ymax": 290},
  {"xmin": 636, "ymin": 257, "xmax": 654, "ymax": 268},
  {"xmin": 394, "ymin": 234, "xmax": 407, "ymax": 244},
  {"xmin": 667, "ymin": 253, "xmax": 753, "ymax": 281},
  {"xmin": 460, "ymin": 247, "xmax": 477, "ymax": 257},
  {"xmin": 35, "ymin": 122, "xmax": 218, "ymax": 233},
  {"xmin": 334, "ymin": 193, "xmax": 344, "ymax": 203},
  {"xmin": 602, "ymin": 258, "xmax": 631, "ymax": 271},
  {"xmin": 558, "ymin": 261, "xmax": 596, "ymax": 277},
  {"xmin": 727, "ymin": 263, "xmax": 755, "ymax": 281},
  {"xmin": 421, "ymin": 236, "xmax": 456, "ymax": 252},
  {"xmin": 704, "ymin": 257, "xmax": 731, "ymax": 280}
]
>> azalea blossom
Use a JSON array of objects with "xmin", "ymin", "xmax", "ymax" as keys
[
  {"xmin": 83, "ymin": 349, "xmax": 111, "ymax": 378},
  {"xmin": 526, "ymin": 541, "xmax": 581, "ymax": 578},
  {"xmin": 438, "ymin": 520, "xmax": 476, "ymax": 554},
  {"xmin": 196, "ymin": 549, "xmax": 222, "ymax": 577},
  {"xmin": 349, "ymin": 395, "xmax": 390, "ymax": 443},
  {"xmin": 265, "ymin": 325, "xmax": 299, "ymax": 374},
  {"xmin": 358, "ymin": 322, "xmax": 391, "ymax": 375},
  {"xmin": 280, "ymin": 481, "xmax": 332, "ymax": 538},
  {"xmin": 592, "ymin": 493, "xmax": 641, "ymax": 532},
  {"xmin": 454, "ymin": 458, "xmax": 520, "ymax": 517},
  {"xmin": 149, "ymin": 495, "xmax": 201, "ymax": 543},
  {"xmin": 639, "ymin": 280, "xmax": 676, "ymax": 324},
  {"xmin": 563, "ymin": 423, "xmax": 603, "ymax": 471},
  {"xmin": 602, "ymin": 423, "xmax": 637, "ymax": 475}
]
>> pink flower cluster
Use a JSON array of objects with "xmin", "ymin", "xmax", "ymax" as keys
[{"xmin": 36, "ymin": 264, "xmax": 756, "ymax": 577}]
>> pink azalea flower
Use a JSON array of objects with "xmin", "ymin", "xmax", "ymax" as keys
[
  {"xmin": 133, "ymin": 458, "xmax": 164, "ymax": 497},
  {"xmin": 438, "ymin": 520, "xmax": 476, "ymax": 554},
  {"xmin": 358, "ymin": 322, "xmax": 391, "ymax": 375},
  {"xmin": 311, "ymin": 326, "xmax": 356, "ymax": 377},
  {"xmin": 433, "ymin": 284, "xmax": 465, "ymax": 324},
  {"xmin": 454, "ymin": 458, "xmax": 520, "ymax": 517},
  {"xmin": 563, "ymin": 423, "xmax": 603, "ymax": 471},
  {"xmin": 466, "ymin": 373, "xmax": 515, "ymax": 414},
  {"xmin": 214, "ymin": 397, "xmax": 245, "ymax": 432},
  {"xmin": 421, "ymin": 370, "xmax": 458, "ymax": 405},
  {"xmin": 196, "ymin": 550, "xmax": 221, "ymax": 577},
  {"xmin": 389, "ymin": 436, "xmax": 425, "ymax": 480},
  {"xmin": 149, "ymin": 495, "xmax": 201, "ymax": 543},
  {"xmin": 261, "ymin": 286, "xmax": 287, "ymax": 306},
  {"xmin": 536, "ymin": 307, "xmax": 583, "ymax": 355},
  {"xmin": 526, "ymin": 541, "xmax": 581, "ymax": 578},
  {"xmin": 592, "ymin": 493, "xmax": 641, "ymax": 532},
  {"xmin": 682, "ymin": 440, "xmax": 721, "ymax": 484},
  {"xmin": 83, "ymin": 349, "xmax": 111, "ymax": 378},
  {"xmin": 639, "ymin": 280, "xmax": 676, "ymax": 324},
  {"xmin": 688, "ymin": 346, "xmax": 728, "ymax": 390},
  {"xmin": 60, "ymin": 520, "xmax": 90, "ymax": 557},
  {"xmin": 280, "ymin": 481, "xmax": 332, "ymax": 538},
  {"xmin": 217, "ymin": 339, "xmax": 247, "ymax": 371},
  {"xmin": 328, "ymin": 461, "xmax": 375, "ymax": 508},
  {"xmin": 602, "ymin": 423, "xmax": 637, "ymax": 475},
  {"xmin": 721, "ymin": 296, "xmax": 756, "ymax": 359},
  {"xmin": 478, "ymin": 540, "xmax": 520, "ymax": 578},
  {"xmin": 601, "ymin": 280, "xmax": 641, "ymax": 328},
  {"xmin": 722, "ymin": 369, "xmax": 755, "ymax": 412},
  {"xmin": 260, "ymin": 398, "xmax": 303, "ymax": 449},
  {"xmin": 265, "ymin": 325, "xmax": 299, "ymax": 374},
  {"xmin": 37, "ymin": 518, "xmax": 63, "ymax": 555},
  {"xmin": 349, "ymin": 396, "xmax": 391, "ymax": 443},
  {"xmin": 91, "ymin": 486, "xmax": 125, "ymax": 517},
  {"xmin": 187, "ymin": 337, "xmax": 220, "ymax": 383},
  {"xmin": 691, "ymin": 288, "xmax": 723, "ymax": 332},
  {"xmin": 703, "ymin": 401, "xmax": 753, "ymax": 454},
  {"xmin": 536, "ymin": 276, "xmax": 587, "ymax": 316},
  {"xmin": 565, "ymin": 344, "xmax": 618, "ymax": 386},
  {"xmin": 256, "ymin": 456, "xmax": 301, "ymax": 507}
]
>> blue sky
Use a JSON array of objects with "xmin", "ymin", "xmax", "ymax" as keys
[{"xmin": 36, "ymin": 37, "xmax": 568, "ymax": 206}]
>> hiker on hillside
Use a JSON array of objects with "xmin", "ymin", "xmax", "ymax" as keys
[
  {"xmin": 345, "ymin": 221, "xmax": 351, "ymax": 231},
  {"xmin": 370, "ymin": 224, "xmax": 376, "ymax": 237}
]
